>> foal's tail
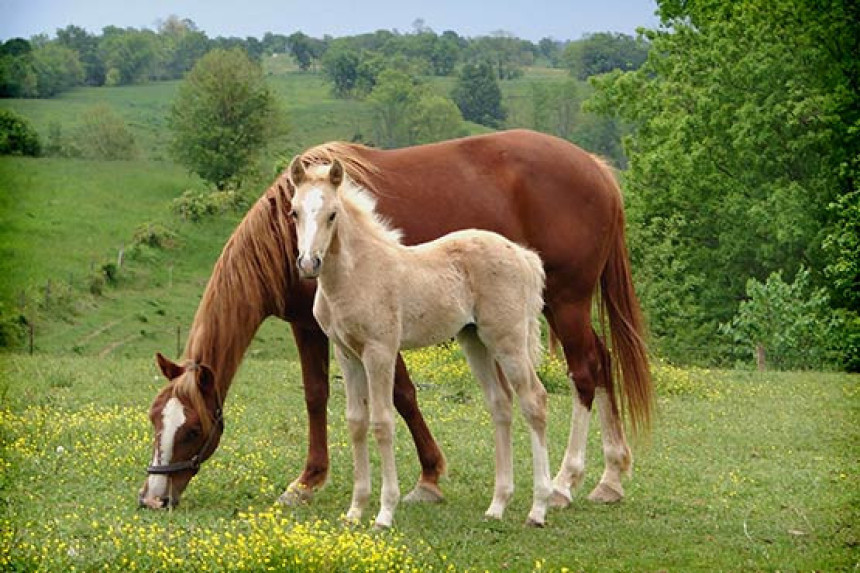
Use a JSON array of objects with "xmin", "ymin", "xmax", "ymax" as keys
[
  {"xmin": 593, "ymin": 158, "xmax": 654, "ymax": 438},
  {"xmin": 521, "ymin": 248, "xmax": 546, "ymax": 369}
]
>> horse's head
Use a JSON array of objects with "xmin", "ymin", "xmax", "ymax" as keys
[
  {"xmin": 139, "ymin": 353, "xmax": 223, "ymax": 509},
  {"xmin": 287, "ymin": 157, "xmax": 344, "ymax": 279}
]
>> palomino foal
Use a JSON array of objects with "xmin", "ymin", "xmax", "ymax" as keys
[{"xmin": 288, "ymin": 158, "xmax": 552, "ymax": 528}]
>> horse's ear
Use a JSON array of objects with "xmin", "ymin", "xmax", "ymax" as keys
[
  {"xmin": 329, "ymin": 159, "xmax": 344, "ymax": 188},
  {"xmin": 288, "ymin": 156, "xmax": 305, "ymax": 188},
  {"xmin": 156, "ymin": 352, "xmax": 184, "ymax": 381},
  {"xmin": 196, "ymin": 364, "xmax": 216, "ymax": 395}
]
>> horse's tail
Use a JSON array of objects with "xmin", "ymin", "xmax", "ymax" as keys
[
  {"xmin": 593, "ymin": 157, "xmax": 654, "ymax": 438},
  {"xmin": 522, "ymin": 247, "xmax": 546, "ymax": 369}
]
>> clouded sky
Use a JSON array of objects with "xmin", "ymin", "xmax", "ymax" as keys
[{"xmin": 0, "ymin": 0, "xmax": 660, "ymax": 42}]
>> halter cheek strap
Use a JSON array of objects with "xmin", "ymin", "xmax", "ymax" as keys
[{"xmin": 146, "ymin": 402, "xmax": 224, "ymax": 476}]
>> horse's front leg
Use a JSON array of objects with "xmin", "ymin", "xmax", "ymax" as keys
[
  {"xmin": 336, "ymin": 346, "xmax": 372, "ymax": 523},
  {"xmin": 394, "ymin": 355, "xmax": 446, "ymax": 503},
  {"xmin": 364, "ymin": 344, "xmax": 400, "ymax": 529},
  {"xmin": 279, "ymin": 324, "xmax": 330, "ymax": 505}
]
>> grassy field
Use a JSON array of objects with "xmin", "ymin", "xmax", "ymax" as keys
[{"xmin": 1, "ymin": 352, "xmax": 857, "ymax": 570}]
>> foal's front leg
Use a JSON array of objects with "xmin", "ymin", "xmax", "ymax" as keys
[
  {"xmin": 363, "ymin": 344, "xmax": 400, "ymax": 529},
  {"xmin": 336, "ymin": 346, "xmax": 372, "ymax": 523}
]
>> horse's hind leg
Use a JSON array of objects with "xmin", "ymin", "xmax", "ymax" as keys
[
  {"xmin": 457, "ymin": 328, "xmax": 514, "ymax": 520},
  {"xmin": 494, "ymin": 347, "xmax": 552, "ymax": 526},
  {"xmin": 548, "ymin": 301, "xmax": 631, "ymax": 506}
]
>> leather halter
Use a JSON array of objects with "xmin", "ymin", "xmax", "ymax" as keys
[{"xmin": 146, "ymin": 390, "xmax": 224, "ymax": 476}]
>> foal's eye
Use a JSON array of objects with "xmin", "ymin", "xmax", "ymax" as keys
[
  {"xmin": 328, "ymin": 212, "xmax": 336, "ymax": 223},
  {"xmin": 289, "ymin": 210, "xmax": 298, "ymax": 220}
]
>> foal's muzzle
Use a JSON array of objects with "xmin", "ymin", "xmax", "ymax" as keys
[{"xmin": 297, "ymin": 254, "xmax": 322, "ymax": 278}]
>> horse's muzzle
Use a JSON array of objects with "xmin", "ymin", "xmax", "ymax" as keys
[{"xmin": 297, "ymin": 254, "xmax": 322, "ymax": 278}]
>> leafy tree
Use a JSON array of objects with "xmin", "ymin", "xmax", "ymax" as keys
[
  {"xmin": 563, "ymin": 32, "xmax": 648, "ymax": 80},
  {"xmin": 56, "ymin": 25, "xmax": 105, "ymax": 85},
  {"xmin": 0, "ymin": 52, "xmax": 38, "ymax": 97},
  {"xmin": 720, "ymin": 268, "xmax": 841, "ymax": 370},
  {"xmin": 287, "ymin": 32, "xmax": 314, "ymax": 71},
  {"xmin": 410, "ymin": 93, "xmax": 466, "ymax": 144},
  {"xmin": 321, "ymin": 45, "xmax": 361, "ymax": 97},
  {"xmin": 0, "ymin": 109, "xmax": 41, "ymax": 156},
  {"xmin": 169, "ymin": 48, "xmax": 282, "ymax": 189},
  {"xmin": 452, "ymin": 62, "xmax": 505, "ymax": 127},
  {"xmin": 31, "ymin": 43, "xmax": 83, "ymax": 96},
  {"xmin": 588, "ymin": 0, "xmax": 859, "ymax": 366},
  {"xmin": 367, "ymin": 69, "xmax": 419, "ymax": 147},
  {"xmin": 99, "ymin": 28, "xmax": 159, "ymax": 85}
]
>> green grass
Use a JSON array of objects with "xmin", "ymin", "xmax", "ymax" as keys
[{"xmin": 1, "ymin": 354, "xmax": 857, "ymax": 570}]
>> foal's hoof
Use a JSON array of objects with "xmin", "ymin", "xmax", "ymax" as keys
[
  {"xmin": 525, "ymin": 517, "xmax": 546, "ymax": 528},
  {"xmin": 587, "ymin": 482, "xmax": 624, "ymax": 504},
  {"xmin": 549, "ymin": 488, "xmax": 572, "ymax": 508},
  {"xmin": 372, "ymin": 521, "xmax": 392, "ymax": 531},
  {"xmin": 277, "ymin": 482, "xmax": 314, "ymax": 506},
  {"xmin": 403, "ymin": 482, "xmax": 444, "ymax": 504}
]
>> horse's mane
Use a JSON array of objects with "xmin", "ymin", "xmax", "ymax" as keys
[
  {"xmin": 175, "ymin": 172, "xmax": 295, "ymax": 425},
  {"xmin": 299, "ymin": 142, "xmax": 381, "ymax": 193}
]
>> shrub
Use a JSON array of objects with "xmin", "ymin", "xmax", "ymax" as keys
[
  {"xmin": 75, "ymin": 104, "xmax": 137, "ymax": 160},
  {"xmin": 172, "ymin": 188, "xmax": 244, "ymax": 222},
  {"xmin": 132, "ymin": 222, "xmax": 175, "ymax": 249},
  {"xmin": 0, "ymin": 109, "xmax": 41, "ymax": 156}
]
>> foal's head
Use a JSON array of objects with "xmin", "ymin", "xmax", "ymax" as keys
[
  {"xmin": 139, "ymin": 353, "xmax": 222, "ymax": 509},
  {"xmin": 287, "ymin": 157, "xmax": 344, "ymax": 279}
]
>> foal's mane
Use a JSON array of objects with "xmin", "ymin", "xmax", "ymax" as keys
[
  {"xmin": 173, "ymin": 172, "xmax": 295, "ymax": 427},
  {"xmin": 305, "ymin": 164, "xmax": 403, "ymax": 246},
  {"xmin": 299, "ymin": 141, "xmax": 381, "ymax": 193}
]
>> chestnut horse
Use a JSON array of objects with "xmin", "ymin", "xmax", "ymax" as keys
[{"xmin": 139, "ymin": 129, "xmax": 653, "ymax": 511}]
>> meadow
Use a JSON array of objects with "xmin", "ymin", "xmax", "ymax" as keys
[
  {"xmin": 1, "ymin": 63, "xmax": 858, "ymax": 571},
  {"xmin": 1, "ymin": 351, "xmax": 857, "ymax": 570}
]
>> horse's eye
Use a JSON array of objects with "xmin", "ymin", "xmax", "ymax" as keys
[
  {"xmin": 328, "ymin": 212, "xmax": 336, "ymax": 223},
  {"xmin": 184, "ymin": 429, "xmax": 200, "ymax": 442}
]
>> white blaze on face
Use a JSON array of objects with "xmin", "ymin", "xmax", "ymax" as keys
[
  {"xmin": 298, "ymin": 186, "xmax": 325, "ymax": 256},
  {"xmin": 146, "ymin": 396, "xmax": 186, "ymax": 498}
]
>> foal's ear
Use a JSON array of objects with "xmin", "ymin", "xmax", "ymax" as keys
[
  {"xmin": 288, "ymin": 156, "xmax": 305, "ymax": 187},
  {"xmin": 329, "ymin": 159, "xmax": 344, "ymax": 188},
  {"xmin": 156, "ymin": 352, "xmax": 185, "ymax": 381},
  {"xmin": 196, "ymin": 364, "xmax": 216, "ymax": 395}
]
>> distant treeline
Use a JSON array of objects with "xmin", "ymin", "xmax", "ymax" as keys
[{"xmin": 0, "ymin": 15, "xmax": 648, "ymax": 98}]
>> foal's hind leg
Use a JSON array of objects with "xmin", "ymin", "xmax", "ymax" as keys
[
  {"xmin": 494, "ymin": 348, "xmax": 552, "ymax": 526},
  {"xmin": 457, "ymin": 329, "xmax": 515, "ymax": 521},
  {"xmin": 548, "ymin": 302, "xmax": 632, "ymax": 506}
]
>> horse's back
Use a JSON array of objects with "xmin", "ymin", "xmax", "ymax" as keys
[{"xmin": 354, "ymin": 131, "xmax": 621, "ymax": 298}]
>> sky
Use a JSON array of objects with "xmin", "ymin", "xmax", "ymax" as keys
[{"xmin": 0, "ymin": 0, "xmax": 660, "ymax": 42}]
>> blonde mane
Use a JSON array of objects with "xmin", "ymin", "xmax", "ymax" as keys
[{"xmin": 299, "ymin": 142, "xmax": 381, "ymax": 193}]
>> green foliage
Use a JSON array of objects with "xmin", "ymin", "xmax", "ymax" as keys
[
  {"xmin": 131, "ymin": 222, "xmax": 175, "ymax": 249},
  {"xmin": 366, "ymin": 69, "xmax": 466, "ymax": 148},
  {"xmin": 720, "ymin": 268, "xmax": 842, "ymax": 370},
  {"xmin": 98, "ymin": 28, "xmax": 160, "ymax": 85},
  {"xmin": 563, "ymin": 32, "xmax": 649, "ymax": 80},
  {"xmin": 75, "ymin": 104, "xmax": 137, "ymax": 160},
  {"xmin": 589, "ymin": 0, "xmax": 859, "ymax": 366},
  {"xmin": 168, "ymin": 48, "xmax": 283, "ymax": 190},
  {"xmin": 452, "ymin": 62, "xmax": 506, "ymax": 128},
  {"xmin": 171, "ymin": 188, "xmax": 245, "ymax": 222},
  {"xmin": 0, "ymin": 108, "xmax": 41, "ymax": 156}
]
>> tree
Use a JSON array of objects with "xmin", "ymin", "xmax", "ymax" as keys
[
  {"xmin": 321, "ymin": 45, "xmax": 360, "ymax": 97},
  {"xmin": 563, "ymin": 33, "xmax": 649, "ymax": 80},
  {"xmin": 56, "ymin": 25, "xmax": 105, "ymax": 85},
  {"xmin": 452, "ymin": 62, "xmax": 505, "ymax": 127},
  {"xmin": 588, "ymin": 0, "xmax": 859, "ymax": 366},
  {"xmin": 98, "ymin": 28, "xmax": 159, "ymax": 85},
  {"xmin": 31, "ymin": 43, "xmax": 83, "ymax": 96},
  {"xmin": 169, "ymin": 48, "xmax": 282, "ymax": 189},
  {"xmin": 288, "ymin": 32, "xmax": 314, "ymax": 71}
]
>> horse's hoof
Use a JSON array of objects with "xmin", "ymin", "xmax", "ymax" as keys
[
  {"xmin": 525, "ymin": 517, "xmax": 546, "ymax": 528},
  {"xmin": 402, "ymin": 482, "xmax": 444, "ymax": 503},
  {"xmin": 372, "ymin": 521, "xmax": 392, "ymax": 531},
  {"xmin": 277, "ymin": 483, "xmax": 314, "ymax": 506},
  {"xmin": 587, "ymin": 482, "xmax": 624, "ymax": 504},
  {"xmin": 549, "ymin": 488, "xmax": 571, "ymax": 508}
]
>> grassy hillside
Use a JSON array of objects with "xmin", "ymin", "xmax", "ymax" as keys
[{"xmin": 0, "ymin": 67, "xmax": 563, "ymax": 358}]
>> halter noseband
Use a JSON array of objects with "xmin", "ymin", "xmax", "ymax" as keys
[{"xmin": 146, "ymin": 376, "xmax": 225, "ymax": 476}]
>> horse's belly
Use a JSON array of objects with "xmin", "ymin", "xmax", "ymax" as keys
[{"xmin": 399, "ymin": 305, "xmax": 470, "ymax": 350}]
